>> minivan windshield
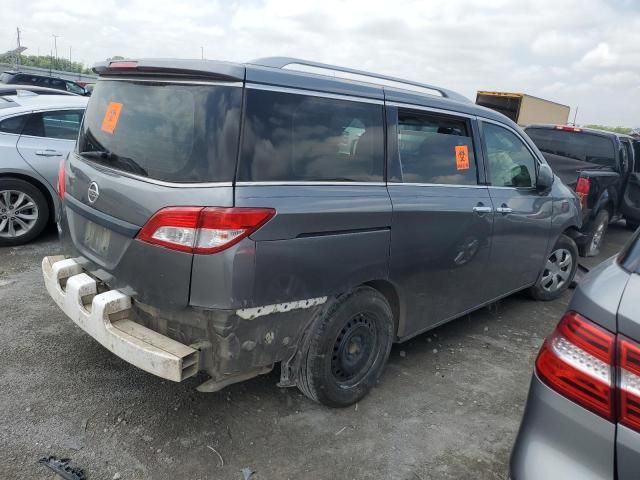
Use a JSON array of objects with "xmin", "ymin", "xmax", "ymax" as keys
[
  {"xmin": 526, "ymin": 127, "xmax": 616, "ymax": 167},
  {"xmin": 77, "ymin": 79, "xmax": 241, "ymax": 183}
]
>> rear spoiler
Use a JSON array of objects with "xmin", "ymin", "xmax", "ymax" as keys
[{"xmin": 92, "ymin": 58, "xmax": 245, "ymax": 82}]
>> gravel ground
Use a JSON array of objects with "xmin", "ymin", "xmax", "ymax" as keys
[{"xmin": 0, "ymin": 222, "xmax": 632, "ymax": 480}]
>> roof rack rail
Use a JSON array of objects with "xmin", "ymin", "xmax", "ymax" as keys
[{"xmin": 249, "ymin": 57, "xmax": 469, "ymax": 102}]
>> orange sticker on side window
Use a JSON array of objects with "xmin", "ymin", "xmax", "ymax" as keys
[
  {"xmin": 101, "ymin": 102, "xmax": 123, "ymax": 134},
  {"xmin": 455, "ymin": 145, "xmax": 470, "ymax": 170}
]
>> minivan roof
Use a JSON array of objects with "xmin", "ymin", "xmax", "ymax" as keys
[{"xmin": 92, "ymin": 57, "xmax": 515, "ymax": 127}]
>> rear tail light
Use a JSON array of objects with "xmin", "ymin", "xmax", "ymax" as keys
[
  {"xmin": 619, "ymin": 336, "xmax": 640, "ymax": 431},
  {"xmin": 536, "ymin": 312, "xmax": 640, "ymax": 432},
  {"xmin": 136, "ymin": 207, "xmax": 275, "ymax": 254},
  {"xmin": 575, "ymin": 177, "xmax": 590, "ymax": 209},
  {"xmin": 57, "ymin": 159, "xmax": 66, "ymax": 200},
  {"xmin": 536, "ymin": 311, "xmax": 615, "ymax": 420}
]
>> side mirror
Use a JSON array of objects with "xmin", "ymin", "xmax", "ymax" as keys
[{"xmin": 537, "ymin": 163, "xmax": 554, "ymax": 191}]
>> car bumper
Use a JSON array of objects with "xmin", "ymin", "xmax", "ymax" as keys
[
  {"xmin": 509, "ymin": 374, "xmax": 615, "ymax": 480},
  {"xmin": 42, "ymin": 255, "xmax": 199, "ymax": 382}
]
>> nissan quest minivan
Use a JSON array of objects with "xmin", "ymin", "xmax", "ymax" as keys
[{"xmin": 43, "ymin": 57, "xmax": 581, "ymax": 407}]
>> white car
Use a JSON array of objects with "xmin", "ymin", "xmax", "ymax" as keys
[{"xmin": 0, "ymin": 92, "xmax": 87, "ymax": 245}]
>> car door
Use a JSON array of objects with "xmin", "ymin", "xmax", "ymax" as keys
[
  {"xmin": 621, "ymin": 140, "xmax": 640, "ymax": 227},
  {"xmin": 386, "ymin": 106, "xmax": 494, "ymax": 339},
  {"xmin": 16, "ymin": 109, "xmax": 84, "ymax": 189},
  {"xmin": 479, "ymin": 120, "xmax": 553, "ymax": 298}
]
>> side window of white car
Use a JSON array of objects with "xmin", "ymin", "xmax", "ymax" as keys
[
  {"xmin": 22, "ymin": 110, "xmax": 84, "ymax": 140},
  {"xmin": 0, "ymin": 115, "xmax": 28, "ymax": 135}
]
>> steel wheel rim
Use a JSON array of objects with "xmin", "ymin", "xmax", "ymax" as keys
[
  {"xmin": 0, "ymin": 190, "xmax": 39, "ymax": 238},
  {"xmin": 540, "ymin": 248, "xmax": 573, "ymax": 292},
  {"xmin": 331, "ymin": 313, "xmax": 379, "ymax": 387}
]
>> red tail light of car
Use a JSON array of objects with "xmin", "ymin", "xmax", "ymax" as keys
[
  {"xmin": 57, "ymin": 159, "xmax": 66, "ymax": 200},
  {"xmin": 575, "ymin": 177, "xmax": 590, "ymax": 210},
  {"xmin": 618, "ymin": 336, "xmax": 640, "ymax": 431},
  {"xmin": 136, "ymin": 206, "xmax": 275, "ymax": 254},
  {"xmin": 536, "ymin": 311, "xmax": 640, "ymax": 432},
  {"xmin": 536, "ymin": 311, "xmax": 615, "ymax": 421}
]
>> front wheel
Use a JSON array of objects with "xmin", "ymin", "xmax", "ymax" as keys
[
  {"xmin": 0, "ymin": 179, "xmax": 49, "ymax": 246},
  {"xmin": 296, "ymin": 287, "xmax": 394, "ymax": 407},
  {"xmin": 529, "ymin": 234, "xmax": 579, "ymax": 301}
]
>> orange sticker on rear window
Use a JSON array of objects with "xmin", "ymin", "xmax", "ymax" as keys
[
  {"xmin": 455, "ymin": 145, "xmax": 470, "ymax": 170},
  {"xmin": 101, "ymin": 102, "xmax": 123, "ymax": 134}
]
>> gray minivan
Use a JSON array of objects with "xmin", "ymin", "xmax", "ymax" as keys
[{"xmin": 42, "ymin": 57, "xmax": 581, "ymax": 407}]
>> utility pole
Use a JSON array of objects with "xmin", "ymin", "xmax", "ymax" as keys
[
  {"xmin": 573, "ymin": 106, "xmax": 579, "ymax": 126},
  {"xmin": 69, "ymin": 45, "xmax": 72, "ymax": 69},
  {"xmin": 16, "ymin": 27, "xmax": 21, "ymax": 69},
  {"xmin": 52, "ymin": 34, "xmax": 60, "ymax": 70},
  {"xmin": 201, "ymin": 46, "xmax": 204, "ymax": 60}
]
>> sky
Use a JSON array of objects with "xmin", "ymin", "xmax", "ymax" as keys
[{"xmin": 2, "ymin": 0, "xmax": 639, "ymax": 126}]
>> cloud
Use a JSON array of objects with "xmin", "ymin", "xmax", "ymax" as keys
[{"xmin": 2, "ymin": 0, "xmax": 639, "ymax": 125}]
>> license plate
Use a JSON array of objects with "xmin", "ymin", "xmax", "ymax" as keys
[{"xmin": 83, "ymin": 221, "xmax": 111, "ymax": 255}]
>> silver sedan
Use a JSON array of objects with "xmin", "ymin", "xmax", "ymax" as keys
[{"xmin": 0, "ymin": 92, "xmax": 87, "ymax": 245}]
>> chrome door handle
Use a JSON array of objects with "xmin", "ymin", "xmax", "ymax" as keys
[
  {"xmin": 35, "ymin": 149, "xmax": 63, "ymax": 157},
  {"xmin": 473, "ymin": 205, "xmax": 493, "ymax": 214},
  {"xmin": 496, "ymin": 206, "xmax": 513, "ymax": 214}
]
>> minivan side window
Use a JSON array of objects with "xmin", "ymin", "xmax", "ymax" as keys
[
  {"xmin": 483, "ymin": 123, "xmax": 537, "ymax": 188},
  {"xmin": 396, "ymin": 110, "xmax": 477, "ymax": 185},
  {"xmin": 239, "ymin": 89, "xmax": 384, "ymax": 182},
  {"xmin": 22, "ymin": 110, "xmax": 84, "ymax": 140}
]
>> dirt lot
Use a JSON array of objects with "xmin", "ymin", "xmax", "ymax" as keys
[{"xmin": 0, "ymin": 223, "xmax": 632, "ymax": 480}]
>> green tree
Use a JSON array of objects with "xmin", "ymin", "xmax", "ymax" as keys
[
  {"xmin": 583, "ymin": 124, "xmax": 632, "ymax": 135},
  {"xmin": 0, "ymin": 53, "xmax": 92, "ymax": 74}
]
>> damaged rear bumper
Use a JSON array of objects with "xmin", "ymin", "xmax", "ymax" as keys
[{"xmin": 42, "ymin": 256, "xmax": 199, "ymax": 382}]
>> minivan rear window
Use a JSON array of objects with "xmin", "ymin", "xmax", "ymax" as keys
[
  {"xmin": 78, "ymin": 79, "xmax": 242, "ymax": 183},
  {"xmin": 525, "ymin": 127, "xmax": 616, "ymax": 167},
  {"xmin": 239, "ymin": 89, "xmax": 384, "ymax": 182}
]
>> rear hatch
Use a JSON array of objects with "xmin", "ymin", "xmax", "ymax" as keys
[
  {"xmin": 63, "ymin": 63, "xmax": 243, "ymax": 308},
  {"xmin": 525, "ymin": 126, "xmax": 618, "ymax": 188}
]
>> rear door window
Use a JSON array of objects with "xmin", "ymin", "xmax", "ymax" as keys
[
  {"xmin": 396, "ymin": 110, "xmax": 478, "ymax": 185},
  {"xmin": 483, "ymin": 123, "xmax": 537, "ymax": 188},
  {"xmin": 526, "ymin": 127, "xmax": 616, "ymax": 167},
  {"xmin": 0, "ymin": 114, "xmax": 28, "ymax": 134},
  {"xmin": 78, "ymin": 79, "xmax": 242, "ymax": 183},
  {"xmin": 239, "ymin": 89, "xmax": 384, "ymax": 182},
  {"xmin": 22, "ymin": 109, "xmax": 84, "ymax": 140}
]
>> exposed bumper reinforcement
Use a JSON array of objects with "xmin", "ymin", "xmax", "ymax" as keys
[{"xmin": 42, "ymin": 256, "xmax": 199, "ymax": 382}]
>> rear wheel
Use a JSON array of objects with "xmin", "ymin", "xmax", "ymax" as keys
[
  {"xmin": 296, "ymin": 287, "xmax": 394, "ymax": 407},
  {"xmin": 529, "ymin": 234, "xmax": 578, "ymax": 301},
  {"xmin": 0, "ymin": 179, "xmax": 49, "ymax": 246},
  {"xmin": 580, "ymin": 210, "xmax": 609, "ymax": 257}
]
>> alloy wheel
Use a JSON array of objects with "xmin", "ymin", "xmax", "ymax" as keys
[
  {"xmin": 0, "ymin": 190, "xmax": 39, "ymax": 239},
  {"xmin": 540, "ymin": 248, "xmax": 573, "ymax": 293}
]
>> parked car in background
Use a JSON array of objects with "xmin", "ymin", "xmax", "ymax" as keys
[
  {"xmin": 0, "ymin": 84, "xmax": 78, "ymax": 97},
  {"xmin": 43, "ymin": 57, "xmax": 581, "ymax": 407},
  {"xmin": 510, "ymin": 228, "xmax": 640, "ymax": 480},
  {"xmin": 1, "ymin": 71, "xmax": 89, "ymax": 96},
  {"xmin": 0, "ymin": 93, "xmax": 87, "ymax": 245},
  {"xmin": 525, "ymin": 125, "xmax": 640, "ymax": 256}
]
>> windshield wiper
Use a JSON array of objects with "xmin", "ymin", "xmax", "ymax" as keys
[{"xmin": 79, "ymin": 150, "xmax": 148, "ymax": 177}]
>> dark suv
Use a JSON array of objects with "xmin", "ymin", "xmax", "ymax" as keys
[
  {"xmin": 42, "ymin": 57, "xmax": 581, "ymax": 407},
  {"xmin": 525, "ymin": 125, "xmax": 640, "ymax": 256},
  {"xmin": 1, "ymin": 71, "xmax": 88, "ymax": 96}
]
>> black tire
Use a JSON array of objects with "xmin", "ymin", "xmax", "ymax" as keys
[
  {"xmin": 626, "ymin": 220, "xmax": 639, "ymax": 231},
  {"xmin": 296, "ymin": 287, "xmax": 394, "ymax": 407},
  {"xmin": 579, "ymin": 210, "xmax": 609, "ymax": 257},
  {"xmin": 0, "ymin": 178, "xmax": 49, "ymax": 247},
  {"xmin": 529, "ymin": 234, "xmax": 579, "ymax": 301}
]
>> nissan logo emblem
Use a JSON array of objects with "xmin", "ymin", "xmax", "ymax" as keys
[{"xmin": 87, "ymin": 182, "xmax": 100, "ymax": 204}]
